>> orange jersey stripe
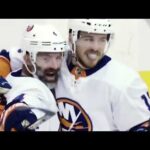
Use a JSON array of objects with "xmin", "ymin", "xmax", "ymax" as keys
[{"xmin": 0, "ymin": 57, "xmax": 11, "ymax": 77}]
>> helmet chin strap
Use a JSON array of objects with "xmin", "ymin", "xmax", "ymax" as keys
[
  {"xmin": 23, "ymin": 58, "xmax": 37, "ymax": 77},
  {"xmin": 104, "ymin": 41, "xmax": 110, "ymax": 53},
  {"xmin": 76, "ymin": 59, "xmax": 89, "ymax": 70},
  {"xmin": 72, "ymin": 38, "xmax": 89, "ymax": 69}
]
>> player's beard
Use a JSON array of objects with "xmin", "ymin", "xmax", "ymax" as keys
[{"xmin": 36, "ymin": 66, "xmax": 60, "ymax": 84}]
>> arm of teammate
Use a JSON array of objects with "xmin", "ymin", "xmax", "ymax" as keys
[
  {"xmin": 129, "ymin": 119, "xmax": 150, "ymax": 131},
  {"xmin": 0, "ymin": 102, "xmax": 37, "ymax": 131}
]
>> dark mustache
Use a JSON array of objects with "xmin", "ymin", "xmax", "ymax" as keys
[
  {"xmin": 44, "ymin": 68, "xmax": 60, "ymax": 74},
  {"xmin": 86, "ymin": 50, "xmax": 100, "ymax": 55}
]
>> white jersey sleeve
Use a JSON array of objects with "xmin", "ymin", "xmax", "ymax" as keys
[
  {"xmin": 0, "ymin": 48, "xmax": 24, "ymax": 77},
  {"xmin": 111, "ymin": 63, "xmax": 150, "ymax": 131},
  {"xmin": 5, "ymin": 74, "xmax": 58, "ymax": 120},
  {"xmin": 9, "ymin": 47, "xmax": 24, "ymax": 71}
]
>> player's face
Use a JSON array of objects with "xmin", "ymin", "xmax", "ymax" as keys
[
  {"xmin": 76, "ymin": 31, "xmax": 108, "ymax": 68},
  {"xmin": 36, "ymin": 52, "xmax": 63, "ymax": 83}
]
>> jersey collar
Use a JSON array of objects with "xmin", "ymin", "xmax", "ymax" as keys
[{"xmin": 68, "ymin": 55, "xmax": 111, "ymax": 77}]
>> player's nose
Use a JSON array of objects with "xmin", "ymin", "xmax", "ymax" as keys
[{"xmin": 48, "ymin": 58, "xmax": 60, "ymax": 70}]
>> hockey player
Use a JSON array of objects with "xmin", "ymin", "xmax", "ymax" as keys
[
  {"xmin": 0, "ymin": 24, "xmax": 68, "ymax": 89},
  {"xmin": 55, "ymin": 19, "xmax": 150, "ymax": 131},
  {"xmin": 0, "ymin": 24, "xmax": 68, "ymax": 131}
]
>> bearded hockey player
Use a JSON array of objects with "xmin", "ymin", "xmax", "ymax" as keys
[
  {"xmin": 55, "ymin": 19, "xmax": 150, "ymax": 131},
  {"xmin": 0, "ymin": 23, "xmax": 68, "ymax": 131}
]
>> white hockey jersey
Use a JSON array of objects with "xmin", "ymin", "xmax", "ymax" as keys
[
  {"xmin": 0, "ymin": 48, "xmax": 60, "ymax": 131},
  {"xmin": 3, "ymin": 72, "xmax": 58, "ymax": 131},
  {"xmin": 55, "ymin": 55, "xmax": 150, "ymax": 131}
]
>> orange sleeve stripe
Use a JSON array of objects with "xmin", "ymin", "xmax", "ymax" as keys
[
  {"xmin": 0, "ymin": 55, "xmax": 10, "ymax": 63},
  {"xmin": 0, "ymin": 57, "xmax": 11, "ymax": 77}
]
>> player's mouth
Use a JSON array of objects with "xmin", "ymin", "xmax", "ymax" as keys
[
  {"xmin": 45, "ymin": 72, "xmax": 56, "ymax": 77},
  {"xmin": 86, "ymin": 51, "xmax": 99, "ymax": 61}
]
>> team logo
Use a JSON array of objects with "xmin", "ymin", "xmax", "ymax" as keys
[
  {"xmin": 56, "ymin": 98, "xmax": 93, "ymax": 131},
  {"xmin": 26, "ymin": 25, "xmax": 34, "ymax": 32}
]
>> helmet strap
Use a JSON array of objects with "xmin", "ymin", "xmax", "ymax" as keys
[{"xmin": 23, "ymin": 55, "xmax": 37, "ymax": 76}]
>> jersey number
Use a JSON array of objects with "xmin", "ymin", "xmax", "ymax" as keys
[{"xmin": 141, "ymin": 92, "xmax": 150, "ymax": 111}]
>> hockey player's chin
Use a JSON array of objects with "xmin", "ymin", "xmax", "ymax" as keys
[
  {"xmin": 87, "ymin": 63, "xmax": 97, "ymax": 68},
  {"xmin": 84, "ymin": 56, "xmax": 100, "ymax": 68},
  {"xmin": 84, "ymin": 60, "xmax": 98, "ymax": 68}
]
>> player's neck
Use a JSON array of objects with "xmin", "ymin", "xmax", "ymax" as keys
[
  {"xmin": 72, "ymin": 58, "xmax": 89, "ymax": 70},
  {"xmin": 76, "ymin": 61, "xmax": 88, "ymax": 70}
]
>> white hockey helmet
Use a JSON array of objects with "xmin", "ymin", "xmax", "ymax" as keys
[
  {"xmin": 22, "ymin": 24, "xmax": 68, "ymax": 63},
  {"xmin": 69, "ymin": 19, "xmax": 113, "ymax": 43}
]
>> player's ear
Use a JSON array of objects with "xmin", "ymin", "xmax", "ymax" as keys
[
  {"xmin": 23, "ymin": 52, "xmax": 35, "ymax": 75},
  {"xmin": 23, "ymin": 52, "xmax": 31, "ymax": 65}
]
